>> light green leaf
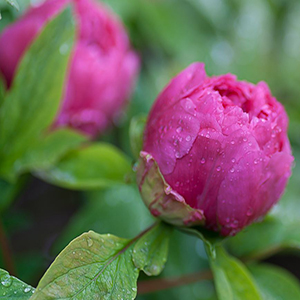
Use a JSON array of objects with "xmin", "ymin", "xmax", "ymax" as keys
[
  {"xmin": 0, "ymin": 7, "xmax": 75, "ymax": 179},
  {"xmin": 0, "ymin": 268, "xmax": 34, "ymax": 299},
  {"xmin": 13, "ymin": 129, "xmax": 87, "ymax": 176},
  {"xmin": 250, "ymin": 264, "xmax": 300, "ymax": 300},
  {"xmin": 133, "ymin": 222, "xmax": 172, "ymax": 276},
  {"xmin": 36, "ymin": 143, "xmax": 133, "ymax": 190},
  {"xmin": 129, "ymin": 115, "xmax": 146, "ymax": 159},
  {"xmin": 4, "ymin": 0, "xmax": 19, "ymax": 10},
  {"xmin": 32, "ymin": 224, "xmax": 169, "ymax": 300},
  {"xmin": 208, "ymin": 245, "xmax": 262, "ymax": 300}
]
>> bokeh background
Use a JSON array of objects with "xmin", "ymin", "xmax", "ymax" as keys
[{"xmin": 0, "ymin": 0, "xmax": 300, "ymax": 299}]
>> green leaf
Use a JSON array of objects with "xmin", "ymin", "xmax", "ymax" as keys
[
  {"xmin": 208, "ymin": 245, "xmax": 262, "ymax": 300},
  {"xmin": 133, "ymin": 222, "xmax": 172, "ymax": 276},
  {"xmin": 0, "ymin": 7, "xmax": 75, "ymax": 179},
  {"xmin": 249, "ymin": 264, "xmax": 300, "ymax": 300},
  {"xmin": 36, "ymin": 143, "xmax": 133, "ymax": 190},
  {"xmin": 3, "ymin": 0, "xmax": 19, "ymax": 10},
  {"xmin": 129, "ymin": 115, "xmax": 146, "ymax": 159},
  {"xmin": 32, "ymin": 223, "xmax": 170, "ymax": 300},
  {"xmin": 0, "ymin": 268, "xmax": 34, "ymax": 299},
  {"xmin": 13, "ymin": 129, "xmax": 87, "ymax": 176}
]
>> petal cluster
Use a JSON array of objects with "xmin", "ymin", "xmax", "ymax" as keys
[
  {"xmin": 139, "ymin": 63, "xmax": 293, "ymax": 236},
  {"xmin": 0, "ymin": 0, "xmax": 139, "ymax": 137}
]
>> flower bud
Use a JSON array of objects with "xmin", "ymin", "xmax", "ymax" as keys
[
  {"xmin": 0, "ymin": 0, "xmax": 139, "ymax": 137},
  {"xmin": 137, "ymin": 63, "xmax": 293, "ymax": 236}
]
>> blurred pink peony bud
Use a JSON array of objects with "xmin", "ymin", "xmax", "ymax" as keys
[
  {"xmin": 137, "ymin": 63, "xmax": 293, "ymax": 236},
  {"xmin": 0, "ymin": 0, "xmax": 139, "ymax": 137}
]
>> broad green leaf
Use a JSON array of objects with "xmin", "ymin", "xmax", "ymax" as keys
[
  {"xmin": 133, "ymin": 222, "xmax": 172, "ymax": 276},
  {"xmin": 13, "ymin": 129, "xmax": 86, "ymax": 176},
  {"xmin": 32, "ymin": 224, "xmax": 170, "ymax": 300},
  {"xmin": 208, "ymin": 246, "xmax": 262, "ymax": 300},
  {"xmin": 249, "ymin": 264, "xmax": 300, "ymax": 300},
  {"xmin": 129, "ymin": 115, "xmax": 146, "ymax": 159},
  {"xmin": 4, "ymin": 0, "xmax": 19, "ymax": 10},
  {"xmin": 36, "ymin": 143, "xmax": 132, "ymax": 190},
  {"xmin": 0, "ymin": 268, "xmax": 34, "ymax": 299},
  {"xmin": 0, "ymin": 7, "xmax": 75, "ymax": 179}
]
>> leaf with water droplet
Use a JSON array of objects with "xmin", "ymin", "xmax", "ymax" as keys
[
  {"xmin": 0, "ymin": 269, "xmax": 34, "ymax": 299},
  {"xmin": 31, "ymin": 223, "xmax": 169, "ymax": 300},
  {"xmin": 133, "ymin": 222, "xmax": 172, "ymax": 276},
  {"xmin": 207, "ymin": 245, "xmax": 262, "ymax": 300},
  {"xmin": 31, "ymin": 231, "xmax": 139, "ymax": 300}
]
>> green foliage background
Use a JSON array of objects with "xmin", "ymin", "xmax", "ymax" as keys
[{"xmin": 0, "ymin": 0, "xmax": 300, "ymax": 299}]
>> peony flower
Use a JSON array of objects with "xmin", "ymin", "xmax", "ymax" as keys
[
  {"xmin": 137, "ymin": 63, "xmax": 293, "ymax": 236},
  {"xmin": 0, "ymin": 0, "xmax": 139, "ymax": 137}
]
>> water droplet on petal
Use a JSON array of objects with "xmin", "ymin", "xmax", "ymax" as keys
[
  {"xmin": 230, "ymin": 168, "xmax": 235, "ymax": 173},
  {"xmin": 176, "ymin": 126, "xmax": 183, "ymax": 133},
  {"xmin": 24, "ymin": 287, "xmax": 31, "ymax": 293},
  {"xmin": 186, "ymin": 135, "xmax": 191, "ymax": 142},
  {"xmin": 200, "ymin": 158, "xmax": 206, "ymax": 164},
  {"xmin": 246, "ymin": 208, "xmax": 253, "ymax": 217},
  {"xmin": 216, "ymin": 166, "xmax": 221, "ymax": 172}
]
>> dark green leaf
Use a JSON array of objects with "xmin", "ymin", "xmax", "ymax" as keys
[
  {"xmin": 129, "ymin": 115, "xmax": 146, "ymax": 159},
  {"xmin": 36, "ymin": 143, "xmax": 133, "ymax": 190},
  {"xmin": 133, "ymin": 222, "xmax": 172, "ymax": 276},
  {"xmin": 0, "ymin": 268, "xmax": 34, "ymax": 299},
  {"xmin": 250, "ymin": 264, "xmax": 300, "ymax": 300},
  {"xmin": 3, "ymin": 0, "xmax": 19, "ymax": 10},
  {"xmin": 208, "ymin": 245, "xmax": 262, "ymax": 300},
  {"xmin": 14, "ymin": 129, "xmax": 86, "ymax": 176},
  {"xmin": 32, "ymin": 224, "xmax": 170, "ymax": 300},
  {"xmin": 0, "ymin": 7, "xmax": 75, "ymax": 180}
]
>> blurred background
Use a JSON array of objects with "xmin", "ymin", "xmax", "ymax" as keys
[{"xmin": 0, "ymin": 0, "xmax": 300, "ymax": 299}]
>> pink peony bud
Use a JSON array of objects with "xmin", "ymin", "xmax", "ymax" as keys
[
  {"xmin": 137, "ymin": 63, "xmax": 293, "ymax": 236},
  {"xmin": 0, "ymin": 0, "xmax": 139, "ymax": 137}
]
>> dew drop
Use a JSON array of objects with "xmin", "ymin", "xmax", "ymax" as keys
[
  {"xmin": 176, "ymin": 126, "xmax": 183, "ymax": 133},
  {"xmin": 175, "ymin": 151, "xmax": 180, "ymax": 158},
  {"xmin": 230, "ymin": 168, "xmax": 235, "ymax": 173},
  {"xmin": 1, "ymin": 274, "xmax": 12, "ymax": 287},
  {"xmin": 87, "ymin": 238, "xmax": 93, "ymax": 247},
  {"xmin": 230, "ymin": 140, "xmax": 235, "ymax": 145},
  {"xmin": 231, "ymin": 158, "xmax": 236, "ymax": 163},
  {"xmin": 59, "ymin": 43, "xmax": 69, "ymax": 55},
  {"xmin": 200, "ymin": 158, "xmax": 206, "ymax": 164},
  {"xmin": 186, "ymin": 135, "xmax": 191, "ymax": 142},
  {"xmin": 216, "ymin": 166, "xmax": 221, "ymax": 172},
  {"xmin": 246, "ymin": 208, "xmax": 253, "ymax": 217},
  {"xmin": 24, "ymin": 287, "xmax": 31, "ymax": 293}
]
